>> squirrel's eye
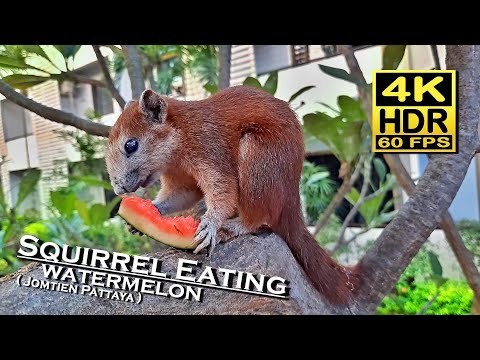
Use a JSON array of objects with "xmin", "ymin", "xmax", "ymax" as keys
[{"xmin": 124, "ymin": 139, "xmax": 139, "ymax": 155}]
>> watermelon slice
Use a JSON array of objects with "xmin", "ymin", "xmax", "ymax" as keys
[{"xmin": 118, "ymin": 195, "xmax": 199, "ymax": 249}]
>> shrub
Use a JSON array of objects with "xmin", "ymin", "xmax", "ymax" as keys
[{"xmin": 378, "ymin": 279, "xmax": 473, "ymax": 315}]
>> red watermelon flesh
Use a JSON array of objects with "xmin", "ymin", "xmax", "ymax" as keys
[{"xmin": 118, "ymin": 195, "xmax": 199, "ymax": 249}]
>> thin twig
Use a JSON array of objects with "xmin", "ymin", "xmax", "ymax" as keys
[
  {"xmin": 93, "ymin": 45, "xmax": 126, "ymax": 109},
  {"xmin": 313, "ymin": 155, "xmax": 365, "ymax": 237},
  {"xmin": 336, "ymin": 155, "xmax": 373, "ymax": 249},
  {"xmin": 418, "ymin": 293, "xmax": 440, "ymax": 315}
]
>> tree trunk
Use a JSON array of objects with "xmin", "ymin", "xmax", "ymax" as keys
[
  {"xmin": 354, "ymin": 45, "xmax": 480, "ymax": 312},
  {"xmin": 122, "ymin": 45, "xmax": 145, "ymax": 99},
  {"xmin": 338, "ymin": 45, "xmax": 480, "ymax": 306},
  {"xmin": 218, "ymin": 45, "xmax": 232, "ymax": 90}
]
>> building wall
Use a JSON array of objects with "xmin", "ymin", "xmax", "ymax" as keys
[
  {"xmin": 254, "ymin": 45, "xmax": 292, "ymax": 75},
  {"xmin": 28, "ymin": 80, "xmax": 69, "ymax": 217},
  {"xmin": 0, "ymin": 100, "xmax": 10, "ymax": 206},
  {"xmin": 230, "ymin": 45, "xmax": 256, "ymax": 86}
]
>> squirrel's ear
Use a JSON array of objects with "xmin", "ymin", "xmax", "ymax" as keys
[{"xmin": 139, "ymin": 89, "xmax": 167, "ymax": 123}]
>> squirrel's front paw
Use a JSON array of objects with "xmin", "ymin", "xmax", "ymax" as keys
[{"xmin": 192, "ymin": 216, "xmax": 218, "ymax": 257}]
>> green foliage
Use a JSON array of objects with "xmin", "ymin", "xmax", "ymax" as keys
[
  {"xmin": 288, "ymin": 86, "xmax": 315, "ymax": 104},
  {"xmin": 243, "ymin": 71, "xmax": 278, "ymax": 95},
  {"xmin": 456, "ymin": 220, "xmax": 480, "ymax": 266},
  {"xmin": 378, "ymin": 279, "xmax": 473, "ymax": 315},
  {"xmin": 0, "ymin": 169, "xmax": 42, "ymax": 275},
  {"xmin": 300, "ymin": 161, "xmax": 336, "ymax": 224},
  {"xmin": 345, "ymin": 172, "xmax": 397, "ymax": 228},
  {"xmin": 0, "ymin": 45, "xmax": 82, "ymax": 89},
  {"xmin": 304, "ymin": 95, "xmax": 367, "ymax": 163},
  {"xmin": 319, "ymin": 64, "xmax": 368, "ymax": 88},
  {"xmin": 382, "ymin": 45, "xmax": 407, "ymax": 70}
]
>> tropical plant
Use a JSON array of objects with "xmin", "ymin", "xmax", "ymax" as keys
[
  {"xmin": 0, "ymin": 45, "xmax": 83, "ymax": 89},
  {"xmin": 0, "ymin": 169, "xmax": 42, "ymax": 275},
  {"xmin": 300, "ymin": 161, "xmax": 336, "ymax": 224}
]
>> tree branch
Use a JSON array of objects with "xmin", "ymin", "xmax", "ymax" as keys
[
  {"xmin": 93, "ymin": 45, "xmax": 126, "ymax": 109},
  {"xmin": 218, "ymin": 45, "xmax": 232, "ymax": 90},
  {"xmin": 122, "ymin": 45, "xmax": 145, "ymax": 99},
  {"xmin": 342, "ymin": 45, "xmax": 480, "ymax": 311},
  {"xmin": 313, "ymin": 157, "xmax": 364, "ymax": 237},
  {"xmin": 430, "ymin": 45, "xmax": 442, "ymax": 70},
  {"xmin": 0, "ymin": 79, "xmax": 111, "ymax": 138},
  {"xmin": 336, "ymin": 155, "xmax": 373, "ymax": 249}
]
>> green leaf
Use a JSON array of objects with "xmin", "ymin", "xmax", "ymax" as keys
[
  {"xmin": 70, "ymin": 176, "xmax": 113, "ymax": 190},
  {"xmin": 319, "ymin": 64, "xmax": 367, "ymax": 88},
  {"xmin": 0, "ymin": 55, "xmax": 29, "ymax": 70},
  {"xmin": 263, "ymin": 71, "xmax": 278, "ymax": 95},
  {"xmin": 50, "ymin": 191, "xmax": 76, "ymax": 218},
  {"xmin": 203, "ymin": 82, "xmax": 219, "ymax": 94},
  {"xmin": 89, "ymin": 204, "xmax": 111, "ymax": 227},
  {"xmin": 243, "ymin": 76, "xmax": 263, "ymax": 89},
  {"xmin": 306, "ymin": 171, "xmax": 329, "ymax": 186},
  {"xmin": 303, "ymin": 112, "xmax": 363, "ymax": 162},
  {"xmin": 2, "ymin": 223, "xmax": 14, "ymax": 243},
  {"xmin": 75, "ymin": 199, "xmax": 90, "ymax": 226},
  {"xmin": 22, "ymin": 45, "xmax": 48, "ymax": 59},
  {"xmin": 24, "ymin": 222, "xmax": 51, "ymax": 240},
  {"xmin": 0, "ymin": 179, "xmax": 7, "ymax": 216},
  {"xmin": 53, "ymin": 45, "xmax": 81, "ymax": 59},
  {"xmin": 16, "ymin": 169, "xmax": 41, "ymax": 208},
  {"xmin": 373, "ymin": 158, "xmax": 387, "ymax": 184},
  {"xmin": 288, "ymin": 85, "xmax": 315, "ymax": 104},
  {"xmin": 346, "ymin": 187, "xmax": 360, "ymax": 204},
  {"xmin": 337, "ymin": 95, "xmax": 367, "ymax": 121},
  {"xmin": 382, "ymin": 45, "xmax": 407, "ymax": 70},
  {"xmin": 40, "ymin": 45, "xmax": 67, "ymax": 72},
  {"xmin": 428, "ymin": 251, "xmax": 443, "ymax": 277},
  {"xmin": 1, "ymin": 74, "xmax": 49, "ymax": 90}
]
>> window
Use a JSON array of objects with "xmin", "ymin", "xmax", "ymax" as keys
[
  {"xmin": 1, "ymin": 100, "xmax": 33, "ymax": 142},
  {"xmin": 291, "ymin": 45, "xmax": 368, "ymax": 66},
  {"xmin": 92, "ymin": 85, "xmax": 114, "ymax": 116},
  {"xmin": 291, "ymin": 45, "xmax": 310, "ymax": 65}
]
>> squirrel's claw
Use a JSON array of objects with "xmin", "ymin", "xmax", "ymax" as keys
[
  {"xmin": 192, "ymin": 217, "xmax": 218, "ymax": 257},
  {"xmin": 126, "ymin": 223, "xmax": 144, "ymax": 236}
]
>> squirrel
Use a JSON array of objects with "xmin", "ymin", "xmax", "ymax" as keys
[{"xmin": 106, "ymin": 86, "xmax": 357, "ymax": 304}]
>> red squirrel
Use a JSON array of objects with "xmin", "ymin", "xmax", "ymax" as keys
[{"xmin": 106, "ymin": 86, "xmax": 356, "ymax": 304}]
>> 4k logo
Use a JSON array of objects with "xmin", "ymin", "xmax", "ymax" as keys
[{"xmin": 372, "ymin": 70, "xmax": 457, "ymax": 153}]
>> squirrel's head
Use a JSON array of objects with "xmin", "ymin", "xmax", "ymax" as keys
[{"xmin": 106, "ymin": 89, "xmax": 179, "ymax": 195}]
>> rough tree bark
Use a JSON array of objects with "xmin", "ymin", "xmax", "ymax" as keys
[
  {"xmin": 354, "ymin": 45, "xmax": 480, "ymax": 312},
  {"xmin": 0, "ymin": 79, "xmax": 111, "ymax": 137},
  {"xmin": 338, "ymin": 45, "xmax": 480, "ymax": 306},
  {"xmin": 122, "ymin": 45, "xmax": 145, "ymax": 99},
  {"xmin": 218, "ymin": 45, "xmax": 232, "ymax": 90},
  {"xmin": 0, "ymin": 233, "xmax": 352, "ymax": 315},
  {"xmin": 92, "ymin": 45, "xmax": 126, "ymax": 109}
]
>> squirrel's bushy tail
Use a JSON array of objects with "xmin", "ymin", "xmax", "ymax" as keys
[{"xmin": 273, "ymin": 197, "xmax": 356, "ymax": 305}]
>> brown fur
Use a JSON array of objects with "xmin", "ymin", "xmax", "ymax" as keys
[{"xmin": 106, "ymin": 86, "xmax": 357, "ymax": 305}]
